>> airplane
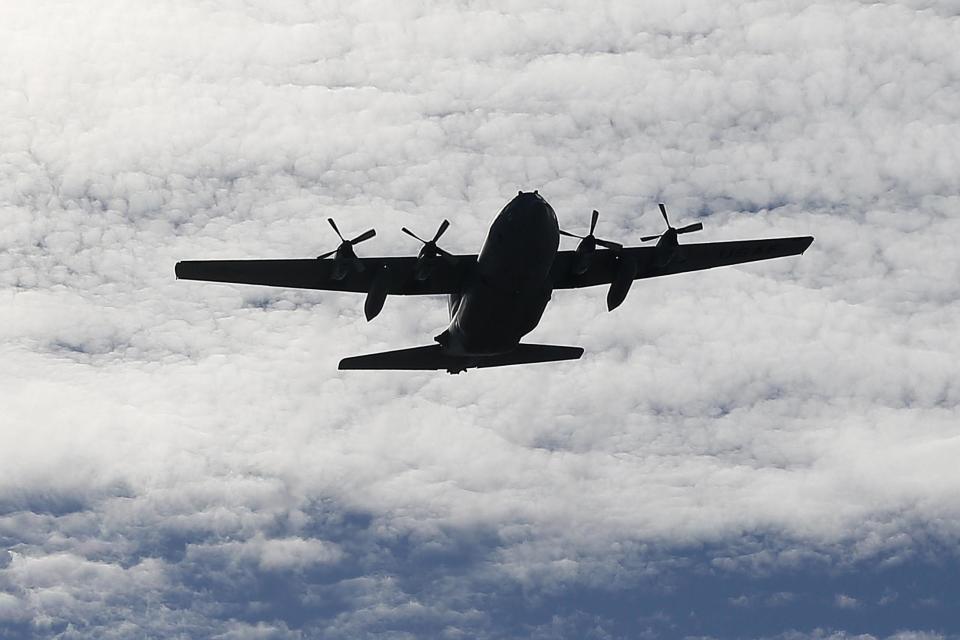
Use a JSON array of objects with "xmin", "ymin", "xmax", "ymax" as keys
[{"xmin": 175, "ymin": 191, "xmax": 813, "ymax": 373}]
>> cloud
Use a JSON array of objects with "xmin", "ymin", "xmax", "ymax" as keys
[
  {"xmin": 2, "ymin": 0, "xmax": 960, "ymax": 638},
  {"xmin": 187, "ymin": 534, "xmax": 343, "ymax": 572}
]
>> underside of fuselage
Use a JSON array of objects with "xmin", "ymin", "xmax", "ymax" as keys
[{"xmin": 438, "ymin": 191, "xmax": 560, "ymax": 356}]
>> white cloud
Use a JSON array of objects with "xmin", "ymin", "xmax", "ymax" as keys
[
  {"xmin": 834, "ymin": 594, "xmax": 860, "ymax": 609},
  {"xmin": 2, "ymin": 0, "xmax": 959, "ymax": 638},
  {"xmin": 187, "ymin": 534, "xmax": 342, "ymax": 571},
  {"xmin": 0, "ymin": 592, "xmax": 25, "ymax": 622}
]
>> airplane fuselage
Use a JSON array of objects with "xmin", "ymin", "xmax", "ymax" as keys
[{"xmin": 440, "ymin": 191, "xmax": 560, "ymax": 355}]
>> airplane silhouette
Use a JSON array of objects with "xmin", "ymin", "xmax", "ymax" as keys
[{"xmin": 176, "ymin": 191, "xmax": 813, "ymax": 373}]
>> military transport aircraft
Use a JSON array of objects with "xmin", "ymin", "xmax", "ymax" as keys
[{"xmin": 175, "ymin": 191, "xmax": 813, "ymax": 373}]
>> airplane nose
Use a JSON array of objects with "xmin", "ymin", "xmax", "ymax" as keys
[
  {"xmin": 512, "ymin": 190, "xmax": 552, "ymax": 213},
  {"xmin": 502, "ymin": 192, "xmax": 557, "ymax": 232}
]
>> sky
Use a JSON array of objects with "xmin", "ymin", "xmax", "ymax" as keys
[{"xmin": 1, "ymin": 0, "xmax": 959, "ymax": 638}]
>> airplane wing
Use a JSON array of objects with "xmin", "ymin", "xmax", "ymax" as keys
[
  {"xmin": 175, "ymin": 255, "xmax": 476, "ymax": 295},
  {"xmin": 551, "ymin": 236, "xmax": 814, "ymax": 290}
]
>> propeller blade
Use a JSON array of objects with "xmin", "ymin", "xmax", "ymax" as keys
[
  {"xmin": 658, "ymin": 203, "xmax": 670, "ymax": 227},
  {"xmin": 317, "ymin": 248, "xmax": 337, "ymax": 260},
  {"xmin": 433, "ymin": 219, "xmax": 450, "ymax": 243},
  {"xmin": 677, "ymin": 222, "xmax": 703, "ymax": 234},
  {"xmin": 596, "ymin": 238, "xmax": 623, "ymax": 251},
  {"xmin": 640, "ymin": 234, "xmax": 662, "ymax": 242},
  {"xmin": 559, "ymin": 229, "xmax": 585, "ymax": 239},
  {"xmin": 328, "ymin": 218, "xmax": 345, "ymax": 242},
  {"xmin": 401, "ymin": 227, "xmax": 426, "ymax": 243},
  {"xmin": 436, "ymin": 246, "xmax": 457, "ymax": 264},
  {"xmin": 589, "ymin": 209, "xmax": 599, "ymax": 235},
  {"xmin": 350, "ymin": 229, "xmax": 376, "ymax": 245}
]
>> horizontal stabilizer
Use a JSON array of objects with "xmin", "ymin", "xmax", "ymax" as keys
[{"xmin": 339, "ymin": 343, "xmax": 584, "ymax": 373}]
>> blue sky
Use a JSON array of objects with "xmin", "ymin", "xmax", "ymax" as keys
[{"xmin": 1, "ymin": 1, "xmax": 959, "ymax": 638}]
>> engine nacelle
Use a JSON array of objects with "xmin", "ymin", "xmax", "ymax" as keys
[
  {"xmin": 414, "ymin": 255, "xmax": 436, "ymax": 281},
  {"xmin": 572, "ymin": 237, "xmax": 597, "ymax": 275},
  {"xmin": 331, "ymin": 244, "xmax": 364, "ymax": 281},
  {"xmin": 654, "ymin": 229, "xmax": 680, "ymax": 268},
  {"xmin": 606, "ymin": 255, "xmax": 636, "ymax": 311}
]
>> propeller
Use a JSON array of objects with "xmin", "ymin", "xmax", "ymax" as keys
[
  {"xmin": 402, "ymin": 219, "xmax": 454, "ymax": 262},
  {"xmin": 402, "ymin": 220, "xmax": 455, "ymax": 280},
  {"xmin": 560, "ymin": 209, "xmax": 623, "ymax": 252},
  {"xmin": 640, "ymin": 203, "xmax": 703, "ymax": 242},
  {"xmin": 317, "ymin": 218, "xmax": 376, "ymax": 260},
  {"xmin": 560, "ymin": 209, "xmax": 622, "ymax": 276}
]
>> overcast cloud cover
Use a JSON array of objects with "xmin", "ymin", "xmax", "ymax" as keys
[{"xmin": 2, "ymin": 0, "xmax": 960, "ymax": 638}]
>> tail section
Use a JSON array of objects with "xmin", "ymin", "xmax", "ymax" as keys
[{"xmin": 338, "ymin": 343, "xmax": 583, "ymax": 374}]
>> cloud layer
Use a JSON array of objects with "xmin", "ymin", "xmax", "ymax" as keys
[{"xmin": 2, "ymin": 0, "xmax": 959, "ymax": 637}]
